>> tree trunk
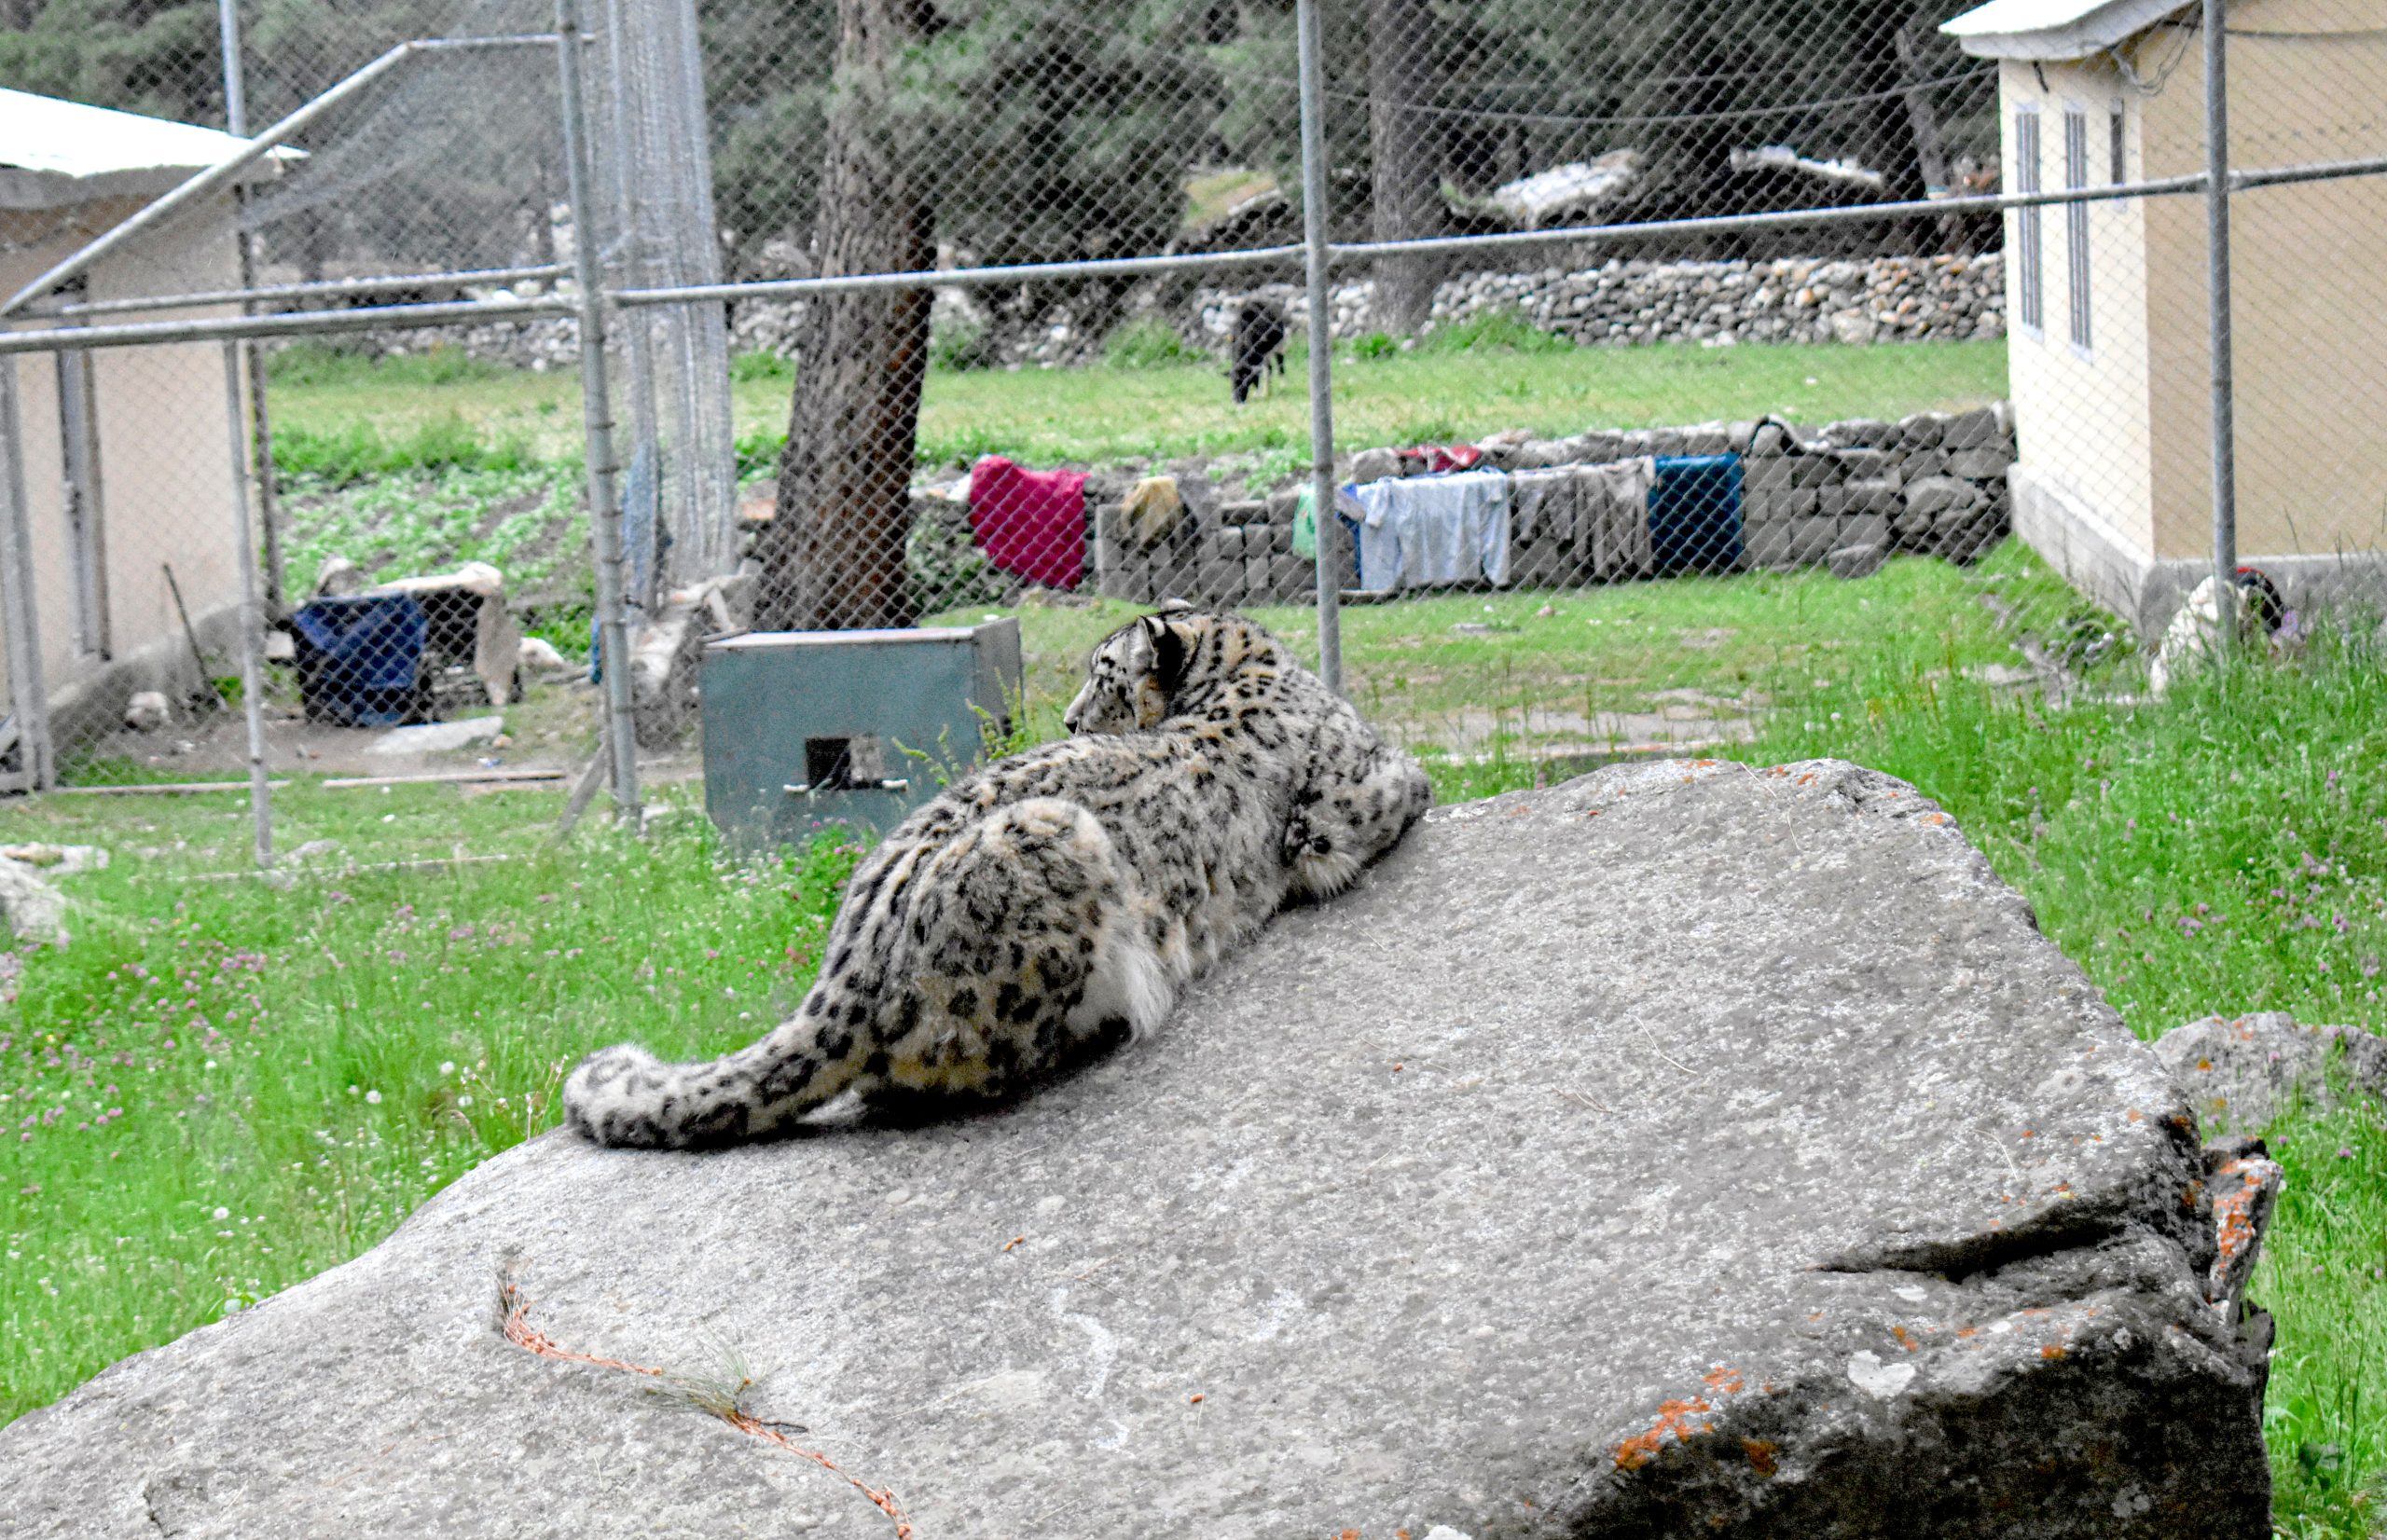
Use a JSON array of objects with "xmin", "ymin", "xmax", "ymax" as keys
[
  {"xmin": 755, "ymin": 0, "xmax": 939, "ymax": 632},
  {"xmin": 1366, "ymin": 0, "xmax": 1444, "ymax": 336}
]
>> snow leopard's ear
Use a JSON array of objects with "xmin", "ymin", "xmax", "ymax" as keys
[{"xmin": 1139, "ymin": 612, "xmax": 1194, "ymax": 696}]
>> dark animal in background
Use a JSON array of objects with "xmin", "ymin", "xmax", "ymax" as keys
[
  {"xmin": 1231, "ymin": 298, "xmax": 1288, "ymax": 405},
  {"xmin": 2231, "ymin": 565, "xmax": 2286, "ymax": 636}
]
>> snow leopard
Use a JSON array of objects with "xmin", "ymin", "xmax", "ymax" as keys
[{"xmin": 563, "ymin": 607, "xmax": 1430, "ymax": 1149}]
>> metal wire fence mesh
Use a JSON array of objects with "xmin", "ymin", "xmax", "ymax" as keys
[{"xmin": 0, "ymin": 0, "xmax": 2380, "ymax": 845}]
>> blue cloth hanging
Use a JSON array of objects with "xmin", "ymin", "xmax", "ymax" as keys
[{"xmin": 1649, "ymin": 454, "xmax": 1745, "ymax": 576}]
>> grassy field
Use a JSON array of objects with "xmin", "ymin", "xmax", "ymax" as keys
[
  {"xmin": 268, "ymin": 329, "xmax": 2008, "ymax": 478},
  {"xmin": 3, "ymin": 562, "xmax": 2380, "ymax": 1531},
  {"xmin": 933, "ymin": 538, "xmax": 2103, "ymax": 759}
]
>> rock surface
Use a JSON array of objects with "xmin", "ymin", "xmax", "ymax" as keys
[
  {"xmin": 0, "ymin": 761, "xmax": 2277, "ymax": 1539},
  {"xmin": 2155, "ymin": 1011, "xmax": 2387, "ymax": 1134}
]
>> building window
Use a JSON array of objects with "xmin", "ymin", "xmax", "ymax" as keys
[
  {"xmin": 2109, "ymin": 100, "xmax": 2127, "ymax": 185},
  {"xmin": 2064, "ymin": 105, "xmax": 2092, "ymax": 352},
  {"xmin": 2015, "ymin": 106, "xmax": 2043, "ymax": 336}
]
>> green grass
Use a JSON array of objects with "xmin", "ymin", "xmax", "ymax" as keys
[
  {"xmin": 0, "ymin": 782, "xmax": 858, "ymax": 1419},
  {"xmin": 267, "ymin": 337, "xmax": 2008, "ymax": 478},
  {"xmin": 933, "ymin": 540, "xmax": 2101, "ymax": 761}
]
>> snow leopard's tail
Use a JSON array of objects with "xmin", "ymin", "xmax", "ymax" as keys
[{"xmin": 562, "ymin": 798, "xmax": 1174, "ymax": 1150}]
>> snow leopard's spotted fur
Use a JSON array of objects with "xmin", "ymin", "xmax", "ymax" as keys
[{"xmin": 563, "ymin": 608, "xmax": 1429, "ymax": 1149}]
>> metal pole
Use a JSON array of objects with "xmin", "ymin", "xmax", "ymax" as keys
[
  {"xmin": 220, "ymin": 0, "xmax": 285, "ymax": 615},
  {"xmin": 221, "ymin": 346, "xmax": 273, "ymax": 867},
  {"xmin": 1295, "ymin": 0, "xmax": 1343, "ymax": 694},
  {"xmin": 2203, "ymin": 0, "xmax": 2239, "ymax": 628},
  {"xmin": 557, "ymin": 0, "xmax": 641, "ymax": 826},
  {"xmin": 0, "ymin": 360, "xmax": 51, "ymax": 789}
]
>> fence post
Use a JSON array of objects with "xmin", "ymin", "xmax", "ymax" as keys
[
  {"xmin": 0, "ymin": 359, "xmax": 51, "ymax": 789},
  {"xmin": 2203, "ymin": 0, "xmax": 2238, "ymax": 624},
  {"xmin": 219, "ymin": 0, "xmax": 288, "ymax": 616},
  {"xmin": 557, "ymin": 0, "xmax": 642, "ymax": 827},
  {"xmin": 1295, "ymin": 0, "xmax": 1344, "ymax": 694},
  {"xmin": 222, "ymin": 345, "xmax": 274, "ymax": 867}
]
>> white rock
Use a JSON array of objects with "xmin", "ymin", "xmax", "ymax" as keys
[
  {"xmin": 123, "ymin": 692, "xmax": 171, "ymax": 733},
  {"xmin": 364, "ymin": 717, "xmax": 505, "ymax": 757}
]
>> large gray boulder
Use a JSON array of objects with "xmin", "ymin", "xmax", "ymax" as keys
[{"xmin": 0, "ymin": 761, "xmax": 2277, "ymax": 1539}]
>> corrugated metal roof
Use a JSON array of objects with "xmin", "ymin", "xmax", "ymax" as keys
[
  {"xmin": 0, "ymin": 87, "xmax": 293, "ymax": 210},
  {"xmin": 1941, "ymin": 0, "xmax": 2195, "ymax": 60}
]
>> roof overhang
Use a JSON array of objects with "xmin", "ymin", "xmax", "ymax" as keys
[
  {"xmin": 0, "ymin": 162, "xmax": 282, "ymax": 213},
  {"xmin": 1940, "ymin": 0, "xmax": 2196, "ymax": 61},
  {"xmin": 0, "ymin": 87, "xmax": 297, "ymax": 212}
]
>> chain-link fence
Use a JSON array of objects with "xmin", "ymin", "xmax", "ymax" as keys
[{"xmin": 1, "ymin": 0, "xmax": 2383, "ymax": 859}]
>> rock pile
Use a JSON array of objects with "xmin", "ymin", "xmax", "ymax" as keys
[{"xmin": 1427, "ymin": 253, "xmax": 2006, "ymax": 347}]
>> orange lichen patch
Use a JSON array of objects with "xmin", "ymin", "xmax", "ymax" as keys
[
  {"xmin": 1891, "ymin": 1326, "xmax": 1920, "ymax": 1354},
  {"xmin": 1002, "ymin": 1235, "xmax": 1026, "ymax": 1252},
  {"xmin": 2040, "ymin": 1344, "xmax": 2067, "ymax": 1360},
  {"xmin": 1506, "ymin": 805, "xmax": 1534, "ymax": 818},
  {"xmin": 1743, "ymin": 1438, "xmax": 1781, "ymax": 1478},
  {"xmin": 1957, "ymin": 1327, "xmax": 1980, "ymax": 1339},
  {"xmin": 500, "ymin": 1278, "xmax": 912, "ymax": 1539},
  {"xmin": 2127, "ymin": 1108, "xmax": 2145, "ymax": 1123},
  {"xmin": 2182, "ymin": 1178, "xmax": 2207, "ymax": 1212},
  {"xmin": 1691, "ymin": 758, "xmax": 1719, "ymax": 769},
  {"xmin": 1614, "ymin": 1396, "xmax": 1716, "ymax": 1471},
  {"xmin": 1703, "ymin": 1366, "xmax": 1746, "ymax": 1395},
  {"xmin": 2019, "ymin": 1129, "xmax": 2036, "ymax": 1139},
  {"xmin": 1189, "ymin": 1394, "xmax": 1206, "ymax": 1404},
  {"xmin": 1922, "ymin": 812, "xmax": 1951, "ymax": 826},
  {"xmin": 1762, "ymin": 765, "xmax": 1790, "ymax": 777},
  {"xmin": 2212, "ymin": 1159, "xmax": 2277, "ymax": 1263},
  {"xmin": 1797, "ymin": 773, "xmax": 1818, "ymax": 786}
]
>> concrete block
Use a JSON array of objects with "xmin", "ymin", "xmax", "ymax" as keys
[
  {"xmin": 1747, "ymin": 488, "xmax": 1820, "ymax": 522},
  {"xmin": 1748, "ymin": 516, "xmax": 1842, "ymax": 571},
  {"xmin": 1220, "ymin": 500, "xmax": 1268, "ymax": 527},
  {"xmin": 1897, "ymin": 411, "xmax": 1949, "ymax": 449},
  {"xmin": 1842, "ymin": 478, "xmax": 1904, "ymax": 516},
  {"xmin": 1828, "ymin": 542, "xmax": 1888, "ymax": 579},
  {"xmin": 1265, "ymin": 489, "xmax": 1300, "ymax": 525},
  {"xmin": 1271, "ymin": 555, "xmax": 1315, "ymax": 602},
  {"xmin": 1900, "ymin": 449, "xmax": 1950, "ymax": 482},
  {"xmin": 1823, "ymin": 418, "xmax": 1898, "ymax": 449},
  {"xmin": 1787, "ymin": 456, "xmax": 1844, "ymax": 489},
  {"xmin": 1945, "ymin": 448, "xmax": 2012, "ymax": 481},
  {"xmin": 1905, "ymin": 475, "xmax": 1983, "ymax": 520},
  {"xmin": 1840, "ymin": 513, "xmax": 1892, "ymax": 549},
  {"xmin": 1245, "ymin": 553, "xmax": 1271, "ymax": 599},
  {"xmin": 1832, "ymin": 448, "xmax": 1899, "ymax": 481},
  {"xmin": 1941, "ymin": 406, "xmax": 2001, "ymax": 449}
]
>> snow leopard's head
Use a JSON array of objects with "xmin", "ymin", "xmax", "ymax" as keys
[{"xmin": 1064, "ymin": 603, "xmax": 1263, "ymax": 736}]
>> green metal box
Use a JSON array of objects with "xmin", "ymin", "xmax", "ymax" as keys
[{"xmin": 699, "ymin": 618, "xmax": 1024, "ymax": 849}]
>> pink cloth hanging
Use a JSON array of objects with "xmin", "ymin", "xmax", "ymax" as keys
[{"xmin": 968, "ymin": 456, "xmax": 1087, "ymax": 592}]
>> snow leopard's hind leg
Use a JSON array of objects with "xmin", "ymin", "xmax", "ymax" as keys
[{"xmin": 868, "ymin": 797, "xmax": 1174, "ymax": 1106}]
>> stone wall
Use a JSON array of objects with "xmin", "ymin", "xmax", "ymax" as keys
[
  {"xmin": 334, "ymin": 249, "xmax": 2006, "ymax": 370},
  {"xmin": 1070, "ymin": 404, "xmax": 2018, "ymax": 612}
]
